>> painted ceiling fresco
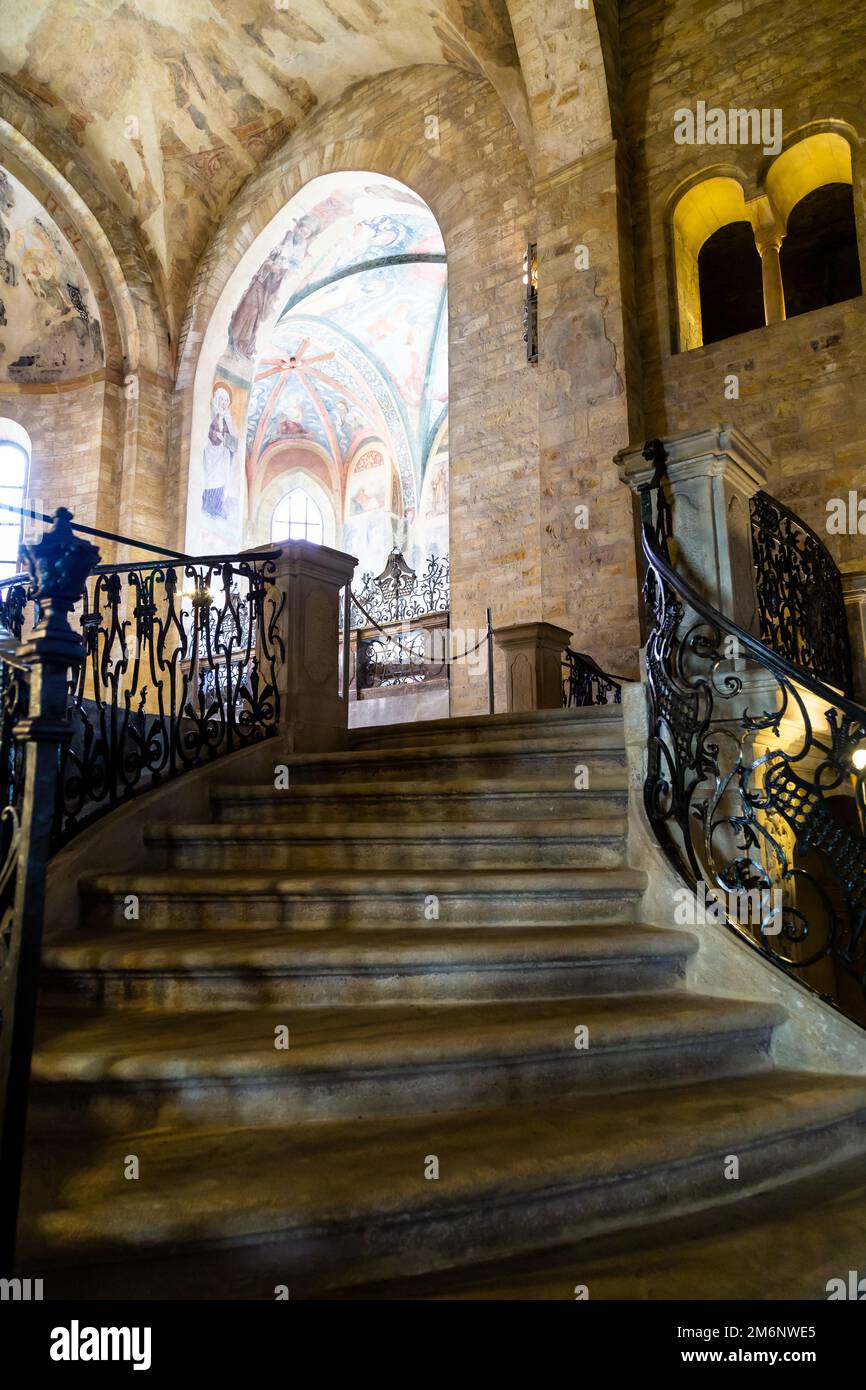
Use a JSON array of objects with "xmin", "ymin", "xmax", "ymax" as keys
[
  {"xmin": 0, "ymin": 1, "xmax": 520, "ymax": 330},
  {"xmin": 193, "ymin": 173, "xmax": 447, "ymax": 557},
  {"xmin": 0, "ymin": 164, "xmax": 103, "ymax": 383},
  {"xmin": 244, "ymin": 177, "xmax": 448, "ymax": 511}
]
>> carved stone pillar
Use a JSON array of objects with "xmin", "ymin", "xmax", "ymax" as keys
[
  {"xmin": 616, "ymin": 424, "xmax": 768, "ymax": 634},
  {"xmin": 260, "ymin": 540, "xmax": 357, "ymax": 753},
  {"xmin": 494, "ymin": 621, "xmax": 572, "ymax": 712},
  {"xmin": 758, "ymin": 238, "xmax": 787, "ymax": 325}
]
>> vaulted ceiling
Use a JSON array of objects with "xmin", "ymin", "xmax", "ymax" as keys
[{"xmin": 0, "ymin": 1, "xmax": 523, "ymax": 335}]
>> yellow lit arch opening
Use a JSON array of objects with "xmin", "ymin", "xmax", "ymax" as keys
[{"xmin": 671, "ymin": 177, "xmax": 751, "ymax": 351}]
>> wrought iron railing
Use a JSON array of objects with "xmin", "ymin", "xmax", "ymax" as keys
[
  {"xmin": 343, "ymin": 548, "xmax": 451, "ymax": 693},
  {"xmin": 0, "ymin": 506, "xmax": 288, "ymax": 1271},
  {"xmin": 642, "ymin": 497, "xmax": 866, "ymax": 1027},
  {"xmin": 349, "ymin": 549, "xmax": 449, "ymax": 630},
  {"xmin": 750, "ymin": 489, "xmax": 853, "ymax": 695},
  {"xmin": 59, "ymin": 553, "xmax": 284, "ymax": 843},
  {"xmin": 562, "ymin": 648, "xmax": 623, "ymax": 707},
  {"xmin": 0, "ymin": 540, "xmax": 285, "ymax": 847}
]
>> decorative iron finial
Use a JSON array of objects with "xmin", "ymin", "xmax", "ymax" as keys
[{"xmin": 20, "ymin": 509, "xmax": 100, "ymax": 614}]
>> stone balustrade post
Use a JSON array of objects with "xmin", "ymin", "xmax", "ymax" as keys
[
  {"xmin": 616, "ymin": 424, "xmax": 768, "ymax": 635},
  {"xmin": 256, "ymin": 540, "xmax": 357, "ymax": 754},
  {"xmin": 842, "ymin": 567, "xmax": 866, "ymax": 704},
  {"xmin": 493, "ymin": 620, "xmax": 572, "ymax": 712}
]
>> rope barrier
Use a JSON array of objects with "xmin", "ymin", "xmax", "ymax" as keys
[{"xmin": 345, "ymin": 592, "xmax": 490, "ymax": 668}]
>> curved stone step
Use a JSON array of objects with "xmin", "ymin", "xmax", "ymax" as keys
[
  {"xmin": 77, "ymin": 867, "xmax": 648, "ymax": 930},
  {"xmin": 28, "ymin": 993, "xmax": 784, "ymax": 1130},
  {"xmin": 350, "ymin": 705, "xmax": 624, "ymax": 751},
  {"xmin": 269, "ymin": 736, "xmax": 628, "ymax": 787},
  {"xmin": 143, "ymin": 817, "xmax": 629, "ymax": 872},
  {"xmin": 40, "ymin": 923, "xmax": 698, "ymax": 1009},
  {"xmin": 18, "ymin": 1072, "xmax": 866, "ymax": 1298},
  {"xmin": 336, "ymin": 1150, "xmax": 866, "ymax": 1301},
  {"xmin": 211, "ymin": 780, "xmax": 629, "ymax": 824}
]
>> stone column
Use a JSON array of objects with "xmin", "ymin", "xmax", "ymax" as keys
[
  {"xmin": 842, "ymin": 567, "xmax": 866, "ymax": 703},
  {"xmin": 494, "ymin": 620, "xmax": 572, "ymax": 712},
  {"xmin": 258, "ymin": 540, "xmax": 357, "ymax": 753},
  {"xmin": 616, "ymin": 424, "xmax": 768, "ymax": 634},
  {"xmin": 757, "ymin": 237, "xmax": 787, "ymax": 325},
  {"xmin": 751, "ymin": 203, "xmax": 787, "ymax": 326}
]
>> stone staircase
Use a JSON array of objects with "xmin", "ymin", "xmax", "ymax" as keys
[{"xmin": 17, "ymin": 705, "xmax": 866, "ymax": 1298}]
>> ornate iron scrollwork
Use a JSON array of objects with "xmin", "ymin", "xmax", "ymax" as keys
[
  {"xmin": 643, "ymin": 517, "xmax": 866, "ymax": 1022},
  {"xmin": 350, "ymin": 549, "xmax": 449, "ymax": 628},
  {"xmin": 55, "ymin": 555, "xmax": 285, "ymax": 843},
  {"xmin": 561, "ymin": 648, "xmax": 623, "ymax": 707},
  {"xmin": 360, "ymin": 629, "xmax": 429, "ymax": 688},
  {"xmin": 750, "ymin": 489, "xmax": 853, "ymax": 694},
  {"xmin": 0, "ymin": 655, "xmax": 28, "ymax": 989}
]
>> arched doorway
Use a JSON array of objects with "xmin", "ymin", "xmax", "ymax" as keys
[
  {"xmin": 187, "ymin": 171, "xmax": 450, "ymax": 723},
  {"xmin": 186, "ymin": 172, "xmax": 448, "ymax": 564}
]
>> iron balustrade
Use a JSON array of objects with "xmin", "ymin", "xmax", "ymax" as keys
[
  {"xmin": 561, "ymin": 648, "xmax": 624, "ymax": 707},
  {"xmin": 349, "ymin": 548, "xmax": 450, "ymax": 630},
  {"xmin": 0, "ymin": 509, "xmax": 285, "ymax": 1270},
  {"xmin": 343, "ymin": 548, "xmax": 451, "ymax": 694},
  {"xmin": 642, "ymin": 470, "xmax": 866, "ymax": 1028},
  {"xmin": 750, "ymin": 489, "xmax": 853, "ymax": 695}
]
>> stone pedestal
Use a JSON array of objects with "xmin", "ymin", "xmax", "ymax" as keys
[
  {"xmin": 256, "ymin": 540, "xmax": 357, "ymax": 753},
  {"xmin": 494, "ymin": 621, "xmax": 572, "ymax": 712},
  {"xmin": 842, "ymin": 567, "xmax": 866, "ymax": 704},
  {"xmin": 616, "ymin": 424, "xmax": 768, "ymax": 634}
]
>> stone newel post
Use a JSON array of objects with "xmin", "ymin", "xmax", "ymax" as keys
[
  {"xmin": 494, "ymin": 620, "xmax": 572, "ymax": 713},
  {"xmin": 842, "ymin": 568, "xmax": 866, "ymax": 704},
  {"xmin": 259, "ymin": 539, "xmax": 357, "ymax": 753},
  {"xmin": 616, "ymin": 424, "xmax": 768, "ymax": 635}
]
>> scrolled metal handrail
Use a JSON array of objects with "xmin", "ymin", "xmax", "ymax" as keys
[
  {"xmin": 562, "ymin": 647, "xmax": 626, "ymax": 707},
  {"xmin": 644, "ymin": 521, "xmax": 866, "ymax": 725},
  {"xmin": 749, "ymin": 488, "xmax": 853, "ymax": 694},
  {"xmin": 641, "ymin": 516, "xmax": 866, "ymax": 1025}
]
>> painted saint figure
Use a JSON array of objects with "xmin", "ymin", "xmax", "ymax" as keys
[{"xmin": 202, "ymin": 385, "xmax": 236, "ymax": 520}]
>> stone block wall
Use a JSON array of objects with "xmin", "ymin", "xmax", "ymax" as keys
[
  {"xmin": 621, "ymin": 0, "xmax": 866, "ymax": 566},
  {"xmin": 175, "ymin": 64, "xmax": 543, "ymax": 716}
]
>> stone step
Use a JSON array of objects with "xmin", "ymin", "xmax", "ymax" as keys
[
  {"xmin": 77, "ymin": 867, "xmax": 648, "ymax": 930},
  {"xmin": 40, "ymin": 923, "xmax": 698, "ymax": 1010},
  {"xmin": 19, "ymin": 1072, "xmax": 866, "ymax": 1298},
  {"xmin": 270, "ymin": 736, "xmax": 627, "ymax": 787},
  {"xmin": 350, "ymin": 705, "xmax": 624, "ymax": 751},
  {"xmin": 338, "ymin": 1150, "xmax": 866, "ymax": 1301},
  {"xmin": 143, "ymin": 817, "xmax": 629, "ymax": 872},
  {"xmin": 212, "ymin": 780, "xmax": 629, "ymax": 824},
  {"xmin": 28, "ymin": 994, "xmax": 784, "ymax": 1132}
]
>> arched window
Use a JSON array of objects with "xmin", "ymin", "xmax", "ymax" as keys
[
  {"xmin": 779, "ymin": 182, "xmax": 862, "ymax": 318},
  {"xmin": 272, "ymin": 487, "xmax": 324, "ymax": 544},
  {"xmin": 0, "ymin": 420, "xmax": 30, "ymax": 582},
  {"xmin": 698, "ymin": 221, "xmax": 765, "ymax": 345}
]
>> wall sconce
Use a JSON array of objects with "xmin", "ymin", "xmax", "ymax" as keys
[
  {"xmin": 523, "ymin": 242, "xmax": 538, "ymax": 363},
  {"xmin": 852, "ymin": 747, "xmax": 866, "ymax": 772}
]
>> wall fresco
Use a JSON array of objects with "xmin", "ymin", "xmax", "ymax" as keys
[{"xmin": 0, "ymin": 165, "xmax": 103, "ymax": 384}]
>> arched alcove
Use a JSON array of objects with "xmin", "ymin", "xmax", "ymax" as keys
[
  {"xmin": 780, "ymin": 183, "xmax": 862, "ymax": 317},
  {"xmin": 698, "ymin": 221, "xmax": 765, "ymax": 344},
  {"xmin": 186, "ymin": 171, "xmax": 448, "ymax": 586}
]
